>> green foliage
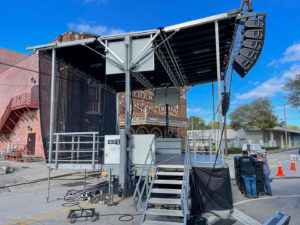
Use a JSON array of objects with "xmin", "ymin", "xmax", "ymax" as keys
[
  {"xmin": 188, "ymin": 116, "xmax": 206, "ymax": 130},
  {"xmin": 229, "ymin": 97, "xmax": 278, "ymax": 130},
  {"xmin": 283, "ymin": 74, "xmax": 300, "ymax": 109},
  {"xmin": 287, "ymin": 125, "xmax": 300, "ymax": 131},
  {"xmin": 265, "ymin": 146, "xmax": 280, "ymax": 151},
  {"xmin": 228, "ymin": 147, "xmax": 242, "ymax": 154},
  {"xmin": 227, "ymin": 146, "xmax": 279, "ymax": 154},
  {"xmin": 206, "ymin": 121, "xmax": 231, "ymax": 129}
]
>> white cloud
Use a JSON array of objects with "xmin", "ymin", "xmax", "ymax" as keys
[
  {"xmin": 280, "ymin": 43, "xmax": 300, "ymax": 63},
  {"xmin": 268, "ymin": 43, "xmax": 300, "ymax": 66},
  {"xmin": 68, "ymin": 22, "xmax": 125, "ymax": 36},
  {"xmin": 236, "ymin": 64, "xmax": 300, "ymax": 100},
  {"xmin": 187, "ymin": 108, "xmax": 211, "ymax": 115}
]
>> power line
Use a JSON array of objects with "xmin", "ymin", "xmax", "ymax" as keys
[
  {"xmin": 0, "ymin": 39, "xmax": 29, "ymax": 47},
  {"xmin": 0, "ymin": 59, "xmax": 115, "ymax": 93}
]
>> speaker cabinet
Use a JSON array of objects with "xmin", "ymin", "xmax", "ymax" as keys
[{"xmin": 233, "ymin": 14, "xmax": 266, "ymax": 78}]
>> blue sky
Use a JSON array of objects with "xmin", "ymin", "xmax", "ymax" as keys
[{"xmin": 1, "ymin": 0, "xmax": 300, "ymax": 126}]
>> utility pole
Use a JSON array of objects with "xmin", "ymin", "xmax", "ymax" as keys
[{"xmin": 284, "ymin": 104, "xmax": 288, "ymax": 150}]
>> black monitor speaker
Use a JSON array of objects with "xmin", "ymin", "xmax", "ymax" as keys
[{"xmin": 233, "ymin": 14, "xmax": 266, "ymax": 78}]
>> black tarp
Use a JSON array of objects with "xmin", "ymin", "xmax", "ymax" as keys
[{"xmin": 191, "ymin": 167, "xmax": 233, "ymax": 214}]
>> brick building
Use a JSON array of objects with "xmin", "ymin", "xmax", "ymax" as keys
[
  {"xmin": 0, "ymin": 30, "xmax": 100, "ymax": 159},
  {"xmin": 119, "ymin": 88, "xmax": 188, "ymax": 137}
]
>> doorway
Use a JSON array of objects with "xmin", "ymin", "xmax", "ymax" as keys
[{"xmin": 27, "ymin": 133, "xmax": 36, "ymax": 155}]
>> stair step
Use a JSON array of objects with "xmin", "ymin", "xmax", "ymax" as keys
[
  {"xmin": 148, "ymin": 198, "xmax": 181, "ymax": 205},
  {"xmin": 146, "ymin": 208, "xmax": 184, "ymax": 217},
  {"xmin": 157, "ymin": 165, "xmax": 184, "ymax": 169},
  {"xmin": 151, "ymin": 188, "xmax": 181, "ymax": 194},
  {"xmin": 154, "ymin": 179, "xmax": 182, "ymax": 185},
  {"xmin": 156, "ymin": 171, "xmax": 183, "ymax": 176},
  {"xmin": 142, "ymin": 221, "xmax": 183, "ymax": 225}
]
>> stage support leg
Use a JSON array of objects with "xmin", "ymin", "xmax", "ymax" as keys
[
  {"xmin": 47, "ymin": 167, "xmax": 51, "ymax": 203},
  {"xmin": 215, "ymin": 21, "xmax": 224, "ymax": 166},
  {"xmin": 46, "ymin": 48, "xmax": 56, "ymax": 202},
  {"xmin": 49, "ymin": 48, "xmax": 56, "ymax": 164},
  {"xmin": 120, "ymin": 35, "xmax": 132, "ymax": 196}
]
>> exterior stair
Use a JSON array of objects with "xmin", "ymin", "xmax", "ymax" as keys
[
  {"xmin": 140, "ymin": 164, "xmax": 185, "ymax": 225},
  {"xmin": 0, "ymin": 91, "xmax": 38, "ymax": 142}
]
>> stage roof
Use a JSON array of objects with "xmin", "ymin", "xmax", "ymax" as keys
[{"xmin": 28, "ymin": 10, "xmax": 241, "ymax": 92}]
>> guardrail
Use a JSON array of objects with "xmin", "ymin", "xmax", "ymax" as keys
[
  {"xmin": 48, "ymin": 132, "xmax": 104, "ymax": 169},
  {"xmin": 181, "ymin": 136, "xmax": 191, "ymax": 225},
  {"xmin": 132, "ymin": 138, "xmax": 155, "ymax": 210}
]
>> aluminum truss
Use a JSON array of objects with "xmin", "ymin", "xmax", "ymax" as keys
[{"xmin": 155, "ymin": 46, "xmax": 180, "ymax": 91}]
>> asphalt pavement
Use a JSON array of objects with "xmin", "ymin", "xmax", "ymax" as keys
[{"xmin": 0, "ymin": 150, "xmax": 299, "ymax": 225}]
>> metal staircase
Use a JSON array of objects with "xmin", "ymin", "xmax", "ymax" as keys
[
  {"xmin": 133, "ymin": 137, "xmax": 191, "ymax": 225},
  {"xmin": 0, "ymin": 92, "xmax": 38, "ymax": 142}
]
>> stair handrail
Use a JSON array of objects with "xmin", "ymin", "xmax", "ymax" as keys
[
  {"xmin": 181, "ymin": 135, "xmax": 191, "ymax": 225},
  {"xmin": 0, "ymin": 92, "xmax": 38, "ymax": 132},
  {"xmin": 0, "ymin": 99, "xmax": 13, "ymax": 131},
  {"xmin": 133, "ymin": 138, "xmax": 155, "ymax": 211}
]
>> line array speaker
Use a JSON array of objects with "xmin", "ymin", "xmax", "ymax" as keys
[{"xmin": 233, "ymin": 14, "xmax": 266, "ymax": 78}]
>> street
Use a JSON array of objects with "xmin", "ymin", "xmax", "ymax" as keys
[{"xmin": 0, "ymin": 149, "xmax": 299, "ymax": 225}]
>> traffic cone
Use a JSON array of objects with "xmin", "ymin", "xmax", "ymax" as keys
[
  {"xmin": 291, "ymin": 160, "xmax": 296, "ymax": 171},
  {"xmin": 276, "ymin": 161, "xmax": 285, "ymax": 176}
]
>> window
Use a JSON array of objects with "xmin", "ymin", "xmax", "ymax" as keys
[{"xmin": 87, "ymin": 86, "xmax": 101, "ymax": 114}]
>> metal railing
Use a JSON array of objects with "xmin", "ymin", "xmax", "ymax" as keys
[
  {"xmin": 132, "ymin": 138, "xmax": 155, "ymax": 211},
  {"xmin": 48, "ymin": 132, "xmax": 104, "ymax": 169},
  {"xmin": 188, "ymin": 131, "xmax": 223, "ymax": 167},
  {"xmin": 0, "ymin": 93, "xmax": 38, "ymax": 133},
  {"xmin": 181, "ymin": 136, "xmax": 191, "ymax": 225}
]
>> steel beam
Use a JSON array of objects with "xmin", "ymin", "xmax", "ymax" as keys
[
  {"xmin": 132, "ymin": 30, "xmax": 179, "ymax": 70},
  {"xmin": 49, "ymin": 48, "xmax": 56, "ymax": 163},
  {"xmin": 160, "ymin": 32, "xmax": 185, "ymax": 85},
  {"xmin": 131, "ymin": 30, "xmax": 160, "ymax": 65},
  {"xmin": 215, "ymin": 21, "xmax": 224, "ymax": 166},
  {"xmin": 4, "ymin": 124, "xmax": 15, "ymax": 135},
  {"xmin": 155, "ymin": 47, "xmax": 180, "ymax": 91},
  {"xmin": 119, "ymin": 35, "xmax": 131, "ymax": 195},
  {"xmin": 8, "ymin": 117, "xmax": 19, "ymax": 128},
  {"xmin": 82, "ymin": 43, "xmax": 125, "ymax": 71},
  {"xmin": 13, "ymin": 110, "xmax": 24, "ymax": 122},
  {"xmin": 131, "ymin": 72, "xmax": 154, "ymax": 90},
  {"xmin": 98, "ymin": 39, "xmax": 124, "ymax": 64}
]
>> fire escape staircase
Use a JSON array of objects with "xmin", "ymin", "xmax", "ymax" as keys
[{"xmin": 0, "ymin": 93, "xmax": 39, "ymax": 142}]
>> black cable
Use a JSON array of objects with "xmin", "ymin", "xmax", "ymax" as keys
[
  {"xmin": 99, "ymin": 213, "xmax": 142, "ymax": 222},
  {"xmin": 204, "ymin": 65, "xmax": 234, "ymax": 188}
]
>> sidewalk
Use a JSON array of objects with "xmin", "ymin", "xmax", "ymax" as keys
[{"xmin": 0, "ymin": 160, "xmax": 82, "ymax": 188}]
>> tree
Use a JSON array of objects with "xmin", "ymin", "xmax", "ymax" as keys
[
  {"xmin": 229, "ymin": 97, "xmax": 278, "ymax": 130},
  {"xmin": 188, "ymin": 116, "xmax": 206, "ymax": 130},
  {"xmin": 287, "ymin": 125, "xmax": 300, "ymax": 131},
  {"xmin": 283, "ymin": 74, "xmax": 300, "ymax": 109},
  {"xmin": 206, "ymin": 121, "xmax": 231, "ymax": 129}
]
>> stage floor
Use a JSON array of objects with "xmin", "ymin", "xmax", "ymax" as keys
[{"xmin": 156, "ymin": 152, "xmax": 223, "ymax": 167}]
